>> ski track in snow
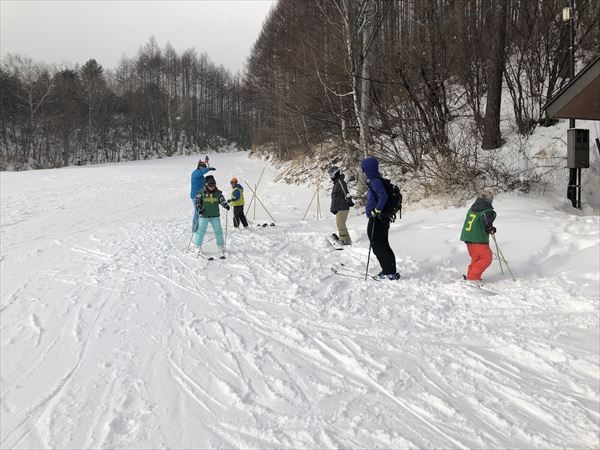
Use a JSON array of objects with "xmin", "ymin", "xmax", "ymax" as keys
[{"xmin": 1, "ymin": 154, "xmax": 598, "ymax": 449}]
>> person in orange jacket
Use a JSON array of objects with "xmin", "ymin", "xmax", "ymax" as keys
[{"xmin": 459, "ymin": 189, "xmax": 497, "ymax": 281}]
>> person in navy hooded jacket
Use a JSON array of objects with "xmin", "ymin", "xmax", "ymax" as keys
[{"xmin": 360, "ymin": 157, "xmax": 400, "ymax": 280}]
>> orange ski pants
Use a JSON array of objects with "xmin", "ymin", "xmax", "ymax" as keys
[{"xmin": 465, "ymin": 243, "xmax": 493, "ymax": 280}]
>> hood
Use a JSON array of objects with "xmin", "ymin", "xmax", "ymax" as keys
[
  {"xmin": 360, "ymin": 157, "xmax": 380, "ymax": 179},
  {"xmin": 470, "ymin": 197, "xmax": 493, "ymax": 212}
]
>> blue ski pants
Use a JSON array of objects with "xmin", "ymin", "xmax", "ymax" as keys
[
  {"xmin": 194, "ymin": 216, "xmax": 224, "ymax": 247},
  {"xmin": 192, "ymin": 199, "xmax": 199, "ymax": 233}
]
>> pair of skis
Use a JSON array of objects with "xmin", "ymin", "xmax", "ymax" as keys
[
  {"xmin": 330, "ymin": 263, "xmax": 380, "ymax": 281},
  {"xmin": 197, "ymin": 253, "xmax": 225, "ymax": 261},
  {"xmin": 460, "ymin": 280, "xmax": 498, "ymax": 295},
  {"xmin": 332, "ymin": 263, "xmax": 499, "ymax": 294},
  {"xmin": 332, "ymin": 266, "xmax": 499, "ymax": 292},
  {"xmin": 186, "ymin": 244, "xmax": 225, "ymax": 261}
]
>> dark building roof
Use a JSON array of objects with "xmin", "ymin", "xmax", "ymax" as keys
[{"xmin": 544, "ymin": 55, "xmax": 600, "ymax": 121}]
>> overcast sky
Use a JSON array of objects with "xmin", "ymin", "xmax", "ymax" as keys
[{"xmin": 0, "ymin": 0, "xmax": 275, "ymax": 73}]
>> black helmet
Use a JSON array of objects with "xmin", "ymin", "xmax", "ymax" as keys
[
  {"xmin": 204, "ymin": 175, "xmax": 216, "ymax": 186},
  {"xmin": 328, "ymin": 166, "xmax": 341, "ymax": 180}
]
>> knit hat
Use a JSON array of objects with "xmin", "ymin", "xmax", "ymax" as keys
[
  {"xmin": 204, "ymin": 175, "xmax": 216, "ymax": 186},
  {"xmin": 479, "ymin": 189, "xmax": 494, "ymax": 200}
]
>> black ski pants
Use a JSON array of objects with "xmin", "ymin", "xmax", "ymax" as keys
[
  {"xmin": 367, "ymin": 217, "xmax": 396, "ymax": 275},
  {"xmin": 233, "ymin": 205, "xmax": 248, "ymax": 228}
]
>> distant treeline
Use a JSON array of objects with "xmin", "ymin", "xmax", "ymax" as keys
[
  {"xmin": 0, "ymin": 37, "xmax": 250, "ymax": 169},
  {"xmin": 1, "ymin": 0, "xmax": 598, "ymax": 175}
]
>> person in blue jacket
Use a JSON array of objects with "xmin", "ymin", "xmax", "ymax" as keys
[
  {"xmin": 360, "ymin": 157, "xmax": 400, "ymax": 280},
  {"xmin": 190, "ymin": 159, "xmax": 215, "ymax": 232}
]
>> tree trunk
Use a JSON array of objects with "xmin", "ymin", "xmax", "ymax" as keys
[
  {"xmin": 482, "ymin": 0, "xmax": 508, "ymax": 150},
  {"xmin": 357, "ymin": 0, "xmax": 375, "ymax": 197}
]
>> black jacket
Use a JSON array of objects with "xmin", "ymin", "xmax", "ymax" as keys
[
  {"xmin": 470, "ymin": 197, "xmax": 497, "ymax": 232},
  {"xmin": 330, "ymin": 174, "xmax": 350, "ymax": 214}
]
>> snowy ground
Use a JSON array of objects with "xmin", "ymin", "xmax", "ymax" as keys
[{"xmin": 1, "ymin": 152, "xmax": 599, "ymax": 449}]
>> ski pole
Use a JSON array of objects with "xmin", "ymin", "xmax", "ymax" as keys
[
  {"xmin": 186, "ymin": 233, "xmax": 194, "ymax": 252},
  {"xmin": 365, "ymin": 218, "xmax": 375, "ymax": 281},
  {"xmin": 499, "ymin": 249, "xmax": 515, "ymax": 282},
  {"xmin": 492, "ymin": 235, "xmax": 515, "ymax": 281},
  {"xmin": 492, "ymin": 234, "xmax": 504, "ymax": 275}
]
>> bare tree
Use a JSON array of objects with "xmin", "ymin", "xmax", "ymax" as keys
[{"xmin": 2, "ymin": 54, "xmax": 55, "ymax": 164}]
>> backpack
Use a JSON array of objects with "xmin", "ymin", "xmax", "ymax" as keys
[{"xmin": 372, "ymin": 176, "xmax": 403, "ymax": 222}]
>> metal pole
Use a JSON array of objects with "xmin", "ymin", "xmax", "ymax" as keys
[
  {"xmin": 245, "ymin": 167, "xmax": 266, "ymax": 215},
  {"xmin": 302, "ymin": 189, "xmax": 318, "ymax": 221},
  {"xmin": 577, "ymin": 168, "xmax": 582, "ymax": 209},
  {"xmin": 566, "ymin": 0, "xmax": 580, "ymax": 209},
  {"xmin": 316, "ymin": 176, "xmax": 321, "ymax": 219},
  {"xmin": 243, "ymin": 179, "xmax": 277, "ymax": 223},
  {"xmin": 224, "ymin": 208, "xmax": 228, "ymax": 251}
]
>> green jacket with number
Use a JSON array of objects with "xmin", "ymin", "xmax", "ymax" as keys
[
  {"xmin": 195, "ymin": 188, "xmax": 229, "ymax": 218},
  {"xmin": 460, "ymin": 197, "xmax": 496, "ymax": 244}
]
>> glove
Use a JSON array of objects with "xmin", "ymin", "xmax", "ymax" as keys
[
  {"xmin": 370, "ymin": 208, "xmax": 381, "ymax": 218},
  {"xmin": 209, "ymin": 167, "xmax": 216, "ymax": 171},
  {"xmin": 227, "ymin": 199, "xmax": 232, "ymax": 203},
  {"xmin": 224, "ymin": 204, "xmax": 230, "ymax": 210},
  {"xmin": 488, "ymin": 226, "xmax": 497, "ymax": 235}
]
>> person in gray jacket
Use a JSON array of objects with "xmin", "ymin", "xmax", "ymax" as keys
[{"xmin": 328, "ymin": 166, "xmax": 353, "ymax": 245}]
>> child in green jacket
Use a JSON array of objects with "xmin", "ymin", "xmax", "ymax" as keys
[
  {"xmin": 460, "ymin": 189, "xmax": 497, "ymax": 281},
  {"xmin": 193, "ymin": 175, "xmax": 230, "ymax": 258}
]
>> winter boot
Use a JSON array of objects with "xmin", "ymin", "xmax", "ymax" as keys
[
  {"xmin": 378, "ymin": 272, "xmax": 400, "ymax": 280},
  {"xmin": 462, "ymin": 274, "xmax": 484, "ymax": 287},
  {"xmin": 218, "ymin": 246, "xmax": 226, "ymax": 259}
]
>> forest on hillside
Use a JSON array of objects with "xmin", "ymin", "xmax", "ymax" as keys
[
  {"xmin": 1, "ymin": 0, "xmax": 598, "ymax": 193},
  {"xmin": 246, "ymin": 0, "xmax": 598, "ymax": 195}
]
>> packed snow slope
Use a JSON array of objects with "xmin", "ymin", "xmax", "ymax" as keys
[{"xmin": 1, "ymin": 152, "xmax": 599, "ymax": 449}]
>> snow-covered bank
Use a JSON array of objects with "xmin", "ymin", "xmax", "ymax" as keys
[{"xmin": 1, "ymin": 153, "xmax": 598, "ymax": 449}]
